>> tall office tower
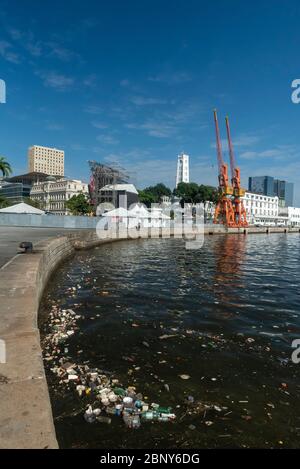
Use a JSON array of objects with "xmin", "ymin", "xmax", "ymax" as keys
[
  {"xmin": 176, "ymin": 152, "xmax": 189, "ymax": 187},
  {"xmin": 248, "ymin": 175, "xmax": 294, "ymax": 207},
  {"xmin": 28, "ymin": 145, "xmax": 65, "ymax": 176},
  {"xmin": 248, "ymin": 175, "xmax": 274, "ymax": 196},
  {"xmin": 273, "ymin": 179, "xmax": 294, "ymax": 207}
]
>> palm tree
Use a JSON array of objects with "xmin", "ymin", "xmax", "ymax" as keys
[{"xmin": 0, "ymin": 156, "xmax": 12, "ymax": 177}]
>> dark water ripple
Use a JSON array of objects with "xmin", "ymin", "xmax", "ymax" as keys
[{"xmin": 40, "ymin": 234, "xmax": 300, "ymax": 448}]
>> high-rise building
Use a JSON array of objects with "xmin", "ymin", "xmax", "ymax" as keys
[
  {"xmin": 248, "ymin": 176, "xmax": 274, "ymax": 197},
  {"xmin": 248, "ymin": 175, "xmax": 294, "ymax": 207},
  {"xmin": 28, "ymin": 145, "xmax": 64, "ymax": 176},
  {"xmin": 273, "ymin": 179, "xmax": 294, "ymax": 207},
  {"xmin": 176, "ymin": 153, "xmax": 189, "ymax": 187}
]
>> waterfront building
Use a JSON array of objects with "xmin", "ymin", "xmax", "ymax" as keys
[
  {"xmin": 0, "ymin": 181, "xmax": 29, "ymax": 203},
  {"xmin": 28, "ymin": 145, "xmax": 65, "ymax": 176},
  {"xmin": 176, "ymin": 153, "xmax": 189, "ymax": 187},
  {"xmin": 97, "ymin": 183, "xmax": 139, "ymax": 212},
  {"xmin": 242, "ymin": 192, "xmax": 279, "ymax": 225},
  {"xmin": 248, "ymin": 176, "xmax": 274, "ymax": 197},
  {"xmin": 279, "ymin": 206, "xmax": 300, "ymax": 227},
  {"xmin": 30, "ymin": 177, "xmax": 88, "ymax": 215},
  {"xmin": 273, "ymin": 179, "xmax": 294, "ymax": 207},
  {"xmin": 248, "ymin": 175, "xmax": 294, "ymax": 207}
]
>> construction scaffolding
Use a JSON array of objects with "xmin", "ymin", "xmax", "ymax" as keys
[{"xmin": 88, "ymin": 161, "xmax": 130, "ymax": 208}]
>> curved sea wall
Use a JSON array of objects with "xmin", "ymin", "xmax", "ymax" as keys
[
  {"xmin": 0, "ymin": 225, "xmax": 299, "ymax": 448},
  {"xmin": 0, "ymin": 227, "xmax": 199, "ymax": 448}
]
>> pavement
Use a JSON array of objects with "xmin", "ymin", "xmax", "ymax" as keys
[{"xmin": 0, "ymin": 226, "xmax": 74, "ymax": 268}]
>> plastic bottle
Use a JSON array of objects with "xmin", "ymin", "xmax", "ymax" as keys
[
  {"xmin": 131, "ymin": 415, "xmax": 141, "ymax": 429},
  {"xmin": 123, "ymin": 412, "xmax": 133, "ymax": 428},
  {"xmin": 114, "ymin": 387, "xmax": 126, "ymax": 396},
  {"xmin": 84, "ymin": 405, "xmax": 96, "ymax": 423},
  {"xmin": 123, "ymin": 396, "xmax": 133, "ymax": 405},
  {"xmin": 141, "ymin": 411, "xmax": 159, "ymax": 421},
  {"xmin": 115, "ymin": 404, "xmax": 123, "ymax": 416},
  {"xmin": 156, "ymin": 406, "xmax": 172, "ymax": 414}
]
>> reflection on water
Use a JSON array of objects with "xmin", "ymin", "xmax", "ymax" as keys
[{"xmin": 40, "ymin": 234, "xmax": 300, "ymax": 448}]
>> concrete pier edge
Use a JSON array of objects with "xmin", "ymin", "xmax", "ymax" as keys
[{"xmin": 0, "ymin": 225, "xmax": 299, "ymax": 449}]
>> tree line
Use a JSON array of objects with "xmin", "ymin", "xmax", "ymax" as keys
[{"xmin": 138, "ymin": 182, "xmax": 219, "ymax": 207}]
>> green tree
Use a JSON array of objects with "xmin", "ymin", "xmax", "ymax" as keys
[
  {"xmin": 138, "ymin": 189, "xmax": 156, "ymax": 207},
  {"xmin": 0, "ymin": 194, "xmax": 10, "ymax": 208},
  {"xmin": 174, "ymin": 182, "xmax": 218, "ymax": 206},
  {"xmin": 65, "ymin": 193, "xmax": 92, "ymax": 215},
  {"xmin": 0, "ymin": 156, "xmax": 12, "ymax": 177},
  {"xmin": 138, "ymin": 183, "xmax": 172, "ymax": 207},
  {"xmin": 23, "ymin": 197, "xmax": 43, "ymax": 210},
  {"xmin": 174, "ymin": 182, "xmax": 200, "ymax": 204}
]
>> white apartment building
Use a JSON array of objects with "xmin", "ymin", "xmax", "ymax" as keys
[
  {"xmin": 176, "ymin": 153, "xmax": 189, "ymax": 187},
  {"xmin": 242, "ymin": 192, "xmax": 279, "ymax": 225},
  {"xmin": 30, "ymin": 177, "xmax": 88, "ymax": 215},
  {"xmin": 278, "ymin": 206, "xmax": 300, "ymax": 227},
  {"xmin": 287, "ymin": 207, "xmax": 300, "ymax": 226},
  {"xmin": 28, "ymin": 145, "xmax": 65, "ymax": 176}
]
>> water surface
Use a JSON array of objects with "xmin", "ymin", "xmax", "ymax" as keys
[{"xmin": 40, "ymin": 234, "xmax": 300, "ymax": 448}]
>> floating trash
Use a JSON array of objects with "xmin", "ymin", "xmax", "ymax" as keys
[{"xmin": 42, "ymin": 305, "xmax": 177, "ymax": 430}]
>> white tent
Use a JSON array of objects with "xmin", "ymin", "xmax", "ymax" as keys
[
  {"xmin": 101, "ymin": 205, "xmax": 171, "ymax": 229},
  {"xmin": 0, "ymin": 202, "xmax": 45, "ymax": 215},
  {"xmin": 128, "ymin": 203, "xmax": 150, "ymax": 218},
  {"xmin": 102, "ymin": 207, "xmax": 131, "ymax": 218}
]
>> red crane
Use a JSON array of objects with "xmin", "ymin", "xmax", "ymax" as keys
[
  {"xmin": 213, "ymin": 109, "xmax": 235, "ymax": 227},
  {"xmin": 225, "ymin": 115, "xmax": 248, "ymax": 227}
]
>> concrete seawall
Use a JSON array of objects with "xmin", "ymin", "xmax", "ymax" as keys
[{"xmin": 0, "ymin": 225, "xmax": 299, "ymax": 448}]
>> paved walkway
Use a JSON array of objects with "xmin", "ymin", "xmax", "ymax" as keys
[{"xmin": 0, "ymin": 226, "xmax": 74, "ymax": 268}]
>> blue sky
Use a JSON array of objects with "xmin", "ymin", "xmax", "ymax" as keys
[{"xmin": 1, "ymin": 0, "xmax": 300, "ymax": 204}]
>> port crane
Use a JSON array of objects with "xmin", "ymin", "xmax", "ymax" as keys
[
  {"xmin": 213, "ymin": 109, "xmax": 248, "ymax": 227},
  {"xmin": 225, "ymin": 115, "xmax": 248, "ymax": 227}
]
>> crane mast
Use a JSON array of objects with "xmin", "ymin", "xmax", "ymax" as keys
[
  {"xmin": 213, "ymin": 110, "xmax": 248, "ymax": 228},
  {"xmin": 225, "ymin": 115, "xmax": 248, "ymax": 227},
  {"xmin": 213, "ymin": 110, "xmax": 235, "ymax": 227}
]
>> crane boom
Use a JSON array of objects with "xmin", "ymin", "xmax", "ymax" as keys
[
  {"xmin": 213, "ymin": 109, "xmax": 224, "ymax": 174},
  {"xmin": 225, "ymin": 116, "xmax": 235, "ymax": 180}
]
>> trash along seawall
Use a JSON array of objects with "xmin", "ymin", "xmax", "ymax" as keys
[
  {"xmin": 0, "ymin": 226, "xmax": 201, "ymax": 449},
  {"xmin": 0, "ymin": 225, "xmax": 299, "ymax": 448}
]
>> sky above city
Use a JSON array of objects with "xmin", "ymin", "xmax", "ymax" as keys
[{"xmin": 1, "ymin": 0, "xmax": 300, "ymax": 204}]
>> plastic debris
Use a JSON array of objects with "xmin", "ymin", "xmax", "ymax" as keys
[{"xmin": 42, "ymin": 305, "xmax": 177, "ymax": 430}]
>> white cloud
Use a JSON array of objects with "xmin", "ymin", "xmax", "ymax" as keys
[
  {"xmin": 70, "ymin": 143, "xmax": 86, "ymax": 151},
  {"xmin": 0, "ymin": 40, "xmax": 21, "ymax": 63},
  {"xmin": 83, "ymin": 74, "xmax": 97, "ymax": 88},
  {"xmin": 120, "ymin": 79, "xmax": 130, "ymax": 87},
  {"xmin": 96, "ymin": 134, "xmax": 119, "ymax": 145},
  {"xmin": 46, "ymin": 123, "xmax": 64, "ymax": 131},
  {"xmin": 148, "ymin": 71, "xmax": 192, "ymax": 84},
  {"xmin": 37, "ymin": 71, "xmax": 74, "ymax": 91},
  {"xmin": 47, "ymin": 42, "xmax": 80, "ymax": 61},
  {"xmin": 92, "ymin": 121, "xmax": 108, "ymax": 129},
  {"xmin": 240, "ymin": 144, "xmax": 298, "ymax": 160},
  {"xmin": 211, "ymin": 134, "xmax": 261, "ymax": 150},
  {"xmin": 125, "ymin": 120, "xmax": 176, "ymax": 138},
  {"xmin": 130, "ymin": 96, "xmax": 167, "ymax": 106},
  {"xmin": 84, "ymin": 105, "xmax": 102, "ymax": 114}
]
